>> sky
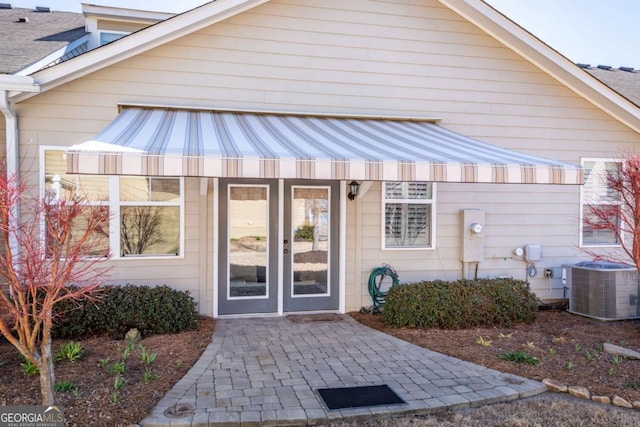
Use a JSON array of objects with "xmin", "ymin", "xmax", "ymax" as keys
[{"xmin": 10, "ymin": 0, "xmax": 640, "ymax": 68}]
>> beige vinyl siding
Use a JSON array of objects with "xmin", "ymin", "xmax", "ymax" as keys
[
  {"xmin": 99, "ymin": 177, "xmax": 202, "ymax": 304},
  {"xmin": 351, "ymin": 182, "xmax": 584, "ymax": 310},
  {"xmin": 97, "ymin": 19, "xmax": 147, "ymax": 33},
  {"xmin": 13, "ymin": 0, "xmax": 640, "ymax": 313}
]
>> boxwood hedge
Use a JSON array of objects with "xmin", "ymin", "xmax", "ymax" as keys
[
  {"xmin": 53, "ymin": 284, "xmax": 199, "ymax": 340},
  {"xmin": 382, "ymin": 278, "xmax": 537, "ymax": 329}
]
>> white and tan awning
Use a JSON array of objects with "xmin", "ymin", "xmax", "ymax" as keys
[{"xmin": 66, "ymin": 107, "xmax": 582, "ymax": 184}]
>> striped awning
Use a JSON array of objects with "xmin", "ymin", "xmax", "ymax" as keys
[{"xmin": 66, "ymin": 107, "xmax": 582, "ymax": 184}]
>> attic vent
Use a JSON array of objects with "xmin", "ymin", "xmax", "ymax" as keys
[
  {"xmin": 35, "ymin": 6, "xmax": 50, "ymax": 12},
  {"xmin": 576, "ymin": 63, "xmax": 591, "ymax": 69},
  {"xmin": 17, "ymin": 16, "xmax": 28, "ymax": 22},
  {"xmin": 597, "ymin": 65, "xmax": 612, "ymax": 70},
  {"xmin": 0, "ymin": 3, "xmax": 14, "ymax": 9},
  {"xmin": 619, "ymin": 66, "xmax": 635, "ymax": 72}
]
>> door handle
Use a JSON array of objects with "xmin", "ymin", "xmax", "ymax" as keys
[{"xmin": 283, "ymin": 249, "xmax": 289, "ymax": 254}]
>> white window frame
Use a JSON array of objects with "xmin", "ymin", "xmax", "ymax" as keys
[
  {"xmin": 99, "ymin": 31, "xmax": 128, "ymax": 46},
  {"xmin": 579, "ymin": 157, "xmax": 622, "ymax": 248},
  {"xmin": 117, "ymin": 177, "xmax": 184, "ymax": 258},
  {"xmin": 381, "ymin": 181, "xmax": 436, "ymax": 250},
  {"xmin": 40, "ymin": 147, "xmax": 185, "ymax": 259},
  {"xmin": 40, "ymin": 146, "xmax": 111, "ymax": 257}
]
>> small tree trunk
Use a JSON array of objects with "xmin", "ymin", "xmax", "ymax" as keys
[{"xmin": 38, "ymin": 319, "xmax": 56, "ymax": 405}]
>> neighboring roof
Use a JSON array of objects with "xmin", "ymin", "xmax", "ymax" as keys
[
  {"xmin": 580, "ymin": 64, "xmax": 640, "ymax": 108},
  {"xmin": 0, "ymin": 6, "xmax": 87, "ymax": 74}
]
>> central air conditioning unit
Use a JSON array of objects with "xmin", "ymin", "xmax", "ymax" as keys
[{"xmin": 564, "ymin": 261, "xmax": 640, "ymax": 321}]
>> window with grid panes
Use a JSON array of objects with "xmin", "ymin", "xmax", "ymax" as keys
[
  {"xmin": 383, "ymin": 182, "xmax": 434, "ymax": 249},
  {"xmin": 581, "ymin": 159, "xmax": 621, "ymax": 246},
  {"xmin": 43, "ymin": 149, "xmax": 183, "ymax": 258}
]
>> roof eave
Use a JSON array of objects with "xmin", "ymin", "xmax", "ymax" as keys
[
  {"xmin": 10, "ymin": 0, "xmax": 270, "ymax": 103},
  {"xmin": 15, "ymin": 34, "xmax": 90, "ymax": 76},
  {"xmin": 441, "ymin": 0, "xmax": 640, "ymax": 134},
  {"xmin": 81, "ymin": 3, "xmax": 175, "ymax": 23},
  {"xmin": 0, "ymin": 75, "xmax": 41, "ymax": 93}
]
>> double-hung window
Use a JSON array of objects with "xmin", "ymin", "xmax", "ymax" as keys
[
  {"xmin": 43, "ymin": 150, "xmax": 110, "ymax": 256},
  {"xmin": 119, "ymin": 177, "xmax": 181, "ymax": 256},
  {"xmin": 581, "ymin": 159, "xmax": 621, "ymax": 246},
  {"xmin": 42, "ymin": 148, "xmax": 183, "ymax": 258},
  {"xmin": 382, "ymin": 182, "xmax": 435, "ymax": 249}
]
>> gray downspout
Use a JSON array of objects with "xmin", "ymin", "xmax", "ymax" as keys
[
  {"xmin": 0, "ymin": 78, "xmax": 39, "ymax": 282},
  {"xmin": 0, "ymin": 90, "xmax": 21, "ymax": 265},
  {"xmin": 1, "ymin": 90, "xmax": 19, "ymax": 182}
]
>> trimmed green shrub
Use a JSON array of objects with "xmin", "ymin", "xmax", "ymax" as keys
[
  {"xmin": 382, "ymin": 278, "xmax": 537, "ymax": 329},
  {"xmin": 53, "ymin": 284, "xmax": 198, "ymax": 340},
  {"xmin": 294, "ymin": 224, "xmax": 315, "ymax": 241}
]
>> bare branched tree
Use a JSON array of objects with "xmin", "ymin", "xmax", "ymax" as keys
[
  {"xmin": 0, "ymin": 168, "xmax": 110, "ymax": 405},
  {"xmin": 584, "ymin": 154, "xmax": 640, "ymax": 271},
  {"xmin": 120, "ymin": 206, "xmax": 164, "ymax": 255}
]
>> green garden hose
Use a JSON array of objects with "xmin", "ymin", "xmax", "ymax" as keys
[{"xmin": 365, "ymin": 264, "xmax": 400, "ymax": 313}]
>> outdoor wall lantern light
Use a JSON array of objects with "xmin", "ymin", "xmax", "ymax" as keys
[{"xmin": 348, "ymin": 180, "xmax": 360, "ymax": 201}]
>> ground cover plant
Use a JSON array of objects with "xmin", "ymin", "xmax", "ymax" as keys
[
  {"xmin": 2, "ymin": 310, "xmax": 640, "ymax": 424},
  {"xmin": 351, "ymin": 309, "xmax": 640, "ymax": 405},
  {"xmin": 0, "ymin": 317, "xmax": 214, "ymax": 425}
]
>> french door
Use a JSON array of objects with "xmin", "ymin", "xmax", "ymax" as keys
[{"xmin": 218, "ymin": 179, "xmax": 339, "ymax": 315}]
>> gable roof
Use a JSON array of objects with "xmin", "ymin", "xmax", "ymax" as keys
[
  {"xmin": 5, "ymin": 0, "xmax": 640, "ymax": 135},
  {"xmin": 441, "ymin": 0, "xmax": 640, "ymax": 134},
  {"xmin": 0, "ymin": 6, "xmax": 88, "ymax": 75}
]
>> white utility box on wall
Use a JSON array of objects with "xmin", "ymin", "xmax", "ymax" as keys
[{"xmin": 461, "ymin": 209, "xmax": 485, "ymax": 262}]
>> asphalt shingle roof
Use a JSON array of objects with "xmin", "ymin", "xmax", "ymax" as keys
[
  {"xmin": 581, "ymin": 65, "xmax": 640, "ymax": 107},
  {"xmin": 0, "ymin": 6, "xmax": 86, "ymax": 74}
]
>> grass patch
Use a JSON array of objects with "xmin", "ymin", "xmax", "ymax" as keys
[{"xmin": 498, "ymin": 351, "xmax": 540, "ymax": 365}]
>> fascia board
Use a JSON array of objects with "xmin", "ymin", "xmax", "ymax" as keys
[
  {"xmin": 0, "ymin": 75, "xmax": 41, "ymax": 93},
  {"xmin": 12, "ymin": 0, "xmax": 270, "ymax": 103},
  {"xmin": 82, "ymin": 4, "xmax": 175, "ymax": 22},
  {"xmin": 441, "ymin": 0, "xmax": 640, "ymax": 134}
]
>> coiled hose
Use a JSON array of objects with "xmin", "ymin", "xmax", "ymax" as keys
[{"xmin": 365, "ymin": 264, "xmax": 400, "ymax": 313}]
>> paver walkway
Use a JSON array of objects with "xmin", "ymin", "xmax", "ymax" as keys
[{"xmin": 141, "ymin": 315, "xmax": 545, "ymax": 426}]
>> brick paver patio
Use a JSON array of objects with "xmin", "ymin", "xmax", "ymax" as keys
[{"xmin": 141, "ymin": 315, "xmax": 545, "ymax": 426}]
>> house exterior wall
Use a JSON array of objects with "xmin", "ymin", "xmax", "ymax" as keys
[
  {"xmin": 96, "ymin": 20, "xmax": 148, "ymax": 33},
  {"xmin": 13, "ymin": 0, "xmax": 640, "ymax": 315}
]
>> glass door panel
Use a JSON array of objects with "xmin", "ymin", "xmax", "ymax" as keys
[
  {"xmin": 228, "ymin": 185, "xmax": 269, "ymax": 298},
  {"xmin": 291, "ymin": 187, "xmax": 329, "ymax": 296}
]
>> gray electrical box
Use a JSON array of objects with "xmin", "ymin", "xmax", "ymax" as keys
[
  {"xmin": 524, "ymin": 244, "xmax": 542, "ymax": 262},
  {"xmin": 461, "ymin": 209, "xmax": 485, "ymax": 262}
]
